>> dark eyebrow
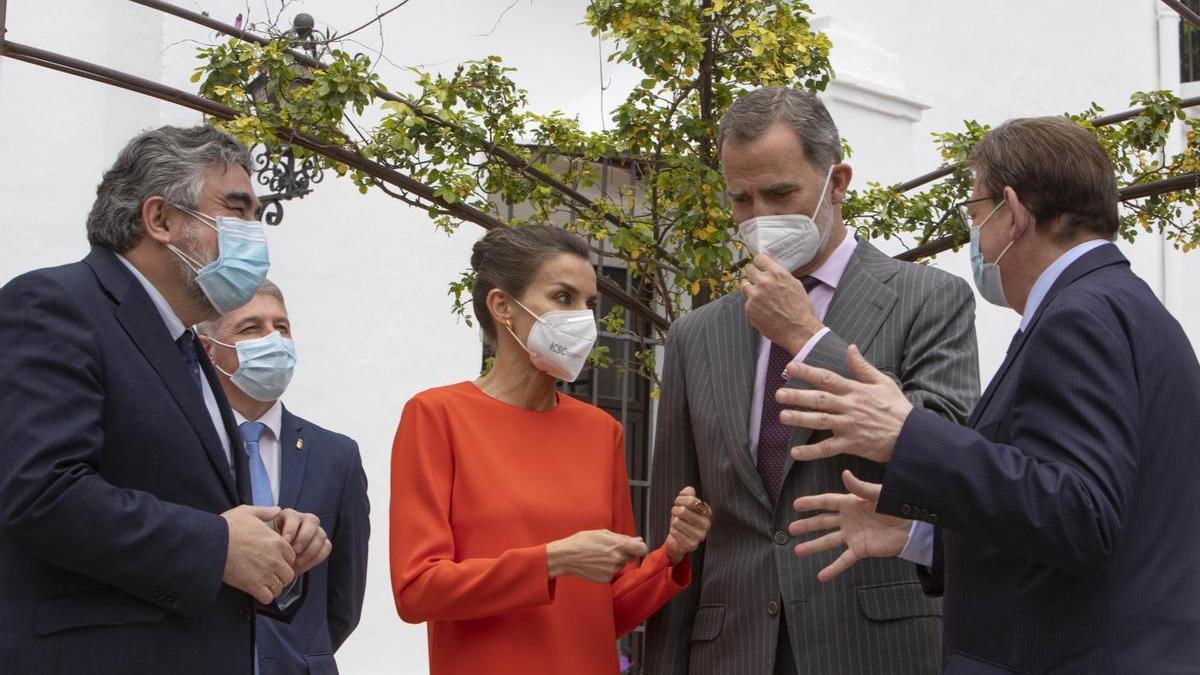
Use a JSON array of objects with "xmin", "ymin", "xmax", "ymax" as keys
[
  {"xmin": 221, "ymin": 191, "xmax": 260, "ymax": 213},
  {"xmin": 765, "ymin": 182, "xmax": 801, "ymax": 193},
  {"xmin": 551, "ymin": 281, "xmax": 579, "ymax": 295}
]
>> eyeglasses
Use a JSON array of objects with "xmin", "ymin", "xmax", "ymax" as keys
[{"xmin": 956, "ymin": 196, "xmax": 1002, "ymax": 229}]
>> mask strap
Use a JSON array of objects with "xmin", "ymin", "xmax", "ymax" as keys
[
  {"xmin": 811, "ymin": 164, "xmax": 836, "ymax": 220},
  {"xmin": 510, "ymin": 297, "xmax": 543, "ymax": 323},
  {"xmin": 176, "ymin": 204, "xmax": 219, "ymax": 231},
  {"xmin": 168, "ymin": 244, "xmax": 205, "ymax": 273},
  {"xmin": 503, "ymin": 322, "xmax": 535, "ymax": 356}
]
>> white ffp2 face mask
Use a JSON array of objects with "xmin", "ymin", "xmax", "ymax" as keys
[
  {"xmin": 505, "ymin": 298, "xmax": 598, "ymax": 382},
  {"xmin": 737, "ymin": 165, "xmax": 835, "ymax": 272}
]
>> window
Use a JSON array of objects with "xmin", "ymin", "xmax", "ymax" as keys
[{"xmin": 1181, "ymin": 1, "xmax": 1200, "ymax": 82}]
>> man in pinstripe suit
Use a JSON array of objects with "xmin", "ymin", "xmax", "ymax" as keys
[{"xmin": 644, "ymin": 87, "xmax": 980, "ymax": 675}]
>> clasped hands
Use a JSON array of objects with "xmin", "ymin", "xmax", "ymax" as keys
[
  {"xmin": 221, "ymin": 505, "xmax": 332, "ymax": 604},
  {"xmin": 776, "ymin": 344, "xmax": 916, "ymax": 582},
  {"xmin": 546, "ymin": 487, "xmax": 712, "ymax": 584}
]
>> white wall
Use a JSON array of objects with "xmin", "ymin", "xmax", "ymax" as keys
[{"xmin": 2, "ymin": 1, "xmax": 1197, "ymax": 674}]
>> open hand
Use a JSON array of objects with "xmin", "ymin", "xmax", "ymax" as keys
[{"xmin": 790, "ymin": 470, "xmax": 910, "ymax": 582}]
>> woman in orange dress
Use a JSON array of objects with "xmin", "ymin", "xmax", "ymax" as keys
[{"xmin": 390, "ymin": 224, "xmax": 712, "ymax": 675}]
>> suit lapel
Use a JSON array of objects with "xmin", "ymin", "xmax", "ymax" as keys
[
  {"xmin": 967, "ymin": 243, "xmax": 1129, "ymax": 428},
  {"xmin": 704, "ymin": 293, "xmax": 774, "ymax": 512},
  {"xmin": 277, "ymin": 406, "xmax": 308, "ymax": 509},
  {"xmin": 86, "ymin": 248, "xmax": 238, "ymax": 503},
  {"xmin": 783, "ymin": 241, "xmax": 899, "ymax": 476}
]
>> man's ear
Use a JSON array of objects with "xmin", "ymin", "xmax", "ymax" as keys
[
  {"xmin": 197, "ymin": 332, "xmax": 217, "ymax": 361},
  {"xmin": 829, "ymin": 163, "xmax": 853, "ymax": 205},
  {"xmin": 1003, "ymin": 186, "xmax": 1033, "ymax": 241},
  {"xmin": 142, "ymin": 196, "xmax": 172, "ymax": 245}
]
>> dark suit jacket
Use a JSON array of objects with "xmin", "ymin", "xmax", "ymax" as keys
[
  {"xmin": 258, "ymin": 407, "xmax": 369, "ymax": 675},
  {"xmin": 879, "ymin": 244, "xmax": 1200, "ymax": 673},
  {"xmin": 646, "ymin": 240, "xmax": 980, "ymax": 675},
  {"xmin": 0, "ymin": 247, "xmax": 257, "ymax": 674}
]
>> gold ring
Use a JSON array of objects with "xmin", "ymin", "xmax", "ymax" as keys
[{"xmin": 693, "ymin": 500, "xmax": 711, "ymax": 516}]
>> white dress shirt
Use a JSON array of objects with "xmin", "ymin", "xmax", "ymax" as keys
[
  {"xmin": 234, "ymin": 400, "xmax": 284, "ymax": 505},
  {"xmin": 115, "ymin": 254, "xmax": 232, "ymax": 465}
]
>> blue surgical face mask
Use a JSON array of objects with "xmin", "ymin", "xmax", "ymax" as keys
[
  {"xmin": 169, "ymin": 206, "xmax": 270, "ymax": 314},
  {"xmin": 968, "ymin": 200, "xmax": 1014, "ymax": 308},
  {"xmin": 210, "ymin": 331, "xmax": 297, "ymax": 401}
]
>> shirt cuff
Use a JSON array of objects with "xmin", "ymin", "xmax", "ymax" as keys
[
  {"xmin": 898, "ymin": 520, "xmax": 934, "ymax": 567},
  {"xmin": 789, "ymin": 326, "xmax": 832, "ymax": 371}
]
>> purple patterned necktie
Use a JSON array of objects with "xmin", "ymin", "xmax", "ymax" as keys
[{"xmin": 756, "ymin": 276, "xmax": 821, "ymax": 503}]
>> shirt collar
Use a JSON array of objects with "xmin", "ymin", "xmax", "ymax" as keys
[
  {"xmin": 807, "ymin": 227, "xmax": 858, "ymax": 290},
  {"xmin": 1020, "ymin": 239, "xmax": 1113, "ymax": 331},
  {"xmin": 114, "ymin": 253, "xmax": 188, "ymax": 340},
  {"xmin": 234, "ymin": 399, "xmax": 283, "ymax": 441}
]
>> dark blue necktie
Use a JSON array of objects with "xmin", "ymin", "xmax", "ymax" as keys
[
  {"xmin": 175, "ymin": 330, "xmax": 203, "ymax": 389},
  {"xmin": 756, "ymin": 276, "xmax": 821, "ymax": 502}
]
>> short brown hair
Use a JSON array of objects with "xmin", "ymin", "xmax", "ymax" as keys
[
  {"xmin": 470, "ymin": 224, "xmax": 590, "ymax": 345},
  {"xmin": 969, "ymin": 116, "xmax": 1119, "ymax": 241}
]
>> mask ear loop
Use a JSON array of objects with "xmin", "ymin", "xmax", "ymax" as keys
[
  {"xmin": 201, "ymin": 333, "xmax": 239, "ymax": 378},
  {"xmin": 502, "ymin": 298, "xmax": 540, "ymax": 355}
]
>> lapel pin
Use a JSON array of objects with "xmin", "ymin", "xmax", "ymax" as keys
[{"xmin": 296, "ymin": 438, "xmax": 304, "ymax": 451}]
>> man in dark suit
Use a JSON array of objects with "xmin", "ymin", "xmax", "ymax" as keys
[
  {"xmin": 645, "ymin": 87, "xmax": 980, "ymax": 675},
  {"xmin": 198, "ymin": 281, "xmax": 370, "ymax": 675},
  {"xmin": 0, "ymin": 126, "xmax": 331, "ymax": 674},
  {"xmin": 783, "ymin": 116, "xmax": 1200, "ymax": 673}
]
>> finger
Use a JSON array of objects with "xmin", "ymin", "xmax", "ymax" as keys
[
  {"xmin": 775, "ymin": 387, "xmax": 849, "ymax": 414},
  {"xmin": 670, "ymin": 519, "xmax": 704, "ymax": 542},
  {"xmin": 672, "ymin": 507, "xmax": 710, "ymax": 529},
  {"xmin": 275, "ymin": 537, "xmax": 297, "ymax": 566},
  {"xmin": 677, "ymin": 486, "xmax": 697, "ymax": 498},
  {"xmin": 818, "ymin": 548, "xmax": 861, "ymax": 583},
  {"xmin": 787, "ymin": 513, "xmax": 839, "ymax": 536},
  {"xmin": 793, "ymin": 492, "xmax": 856, "ymax": 514},
  {"xmin": 778, "ymin": 409, "xmax": 841, "ymax": 431},
  {"xmin": 289, "ymin": 516, "xmax": 320, "ymax": 551},
  {"xmin": 791, "ymin": 437, "xmax": 853, "ymax": 462},
  {"xmin": 293, "ymin": 529, "xmax": 327, "ymax": 570},
  {"xmin": 783, "ymin": 361, "xmax": 854, "ymax": 395},
  {"xmin": 275, "ymin": 510, "xmax": 301, "ymax": 543},
  {"xmin": 247, "ymin": 505, "xmax": 282, "ymax": 521},
  {"xmin": 253, "ymin": 586, "xmax": 274, "ymax": 604},
  {"xmin": 621, "ymin": 538, "xmax": 649, "ymax": 557},
  {"xmin": 847, "ymin": 344, "xmax": 887, "ymax": 385},
  {"xmin": 841, "ymin": 470, "xmax": 882, "ymax": 501},
  {"xmin": 792, "ymin": 530, "xmax": 844, "ymax": 558},
  {"xmin": 746, "ymin": 259, "xmax": 770, "ymax": 280},
  {"xmin": 739, "ymin": 277, "xmax": 753, "ymax": 294}
]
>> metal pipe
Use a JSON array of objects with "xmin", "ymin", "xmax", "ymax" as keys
[
  {"xmin": 892, "ymin": 171, "xmax": 1200, "ymax": 261},
  {"xmin": 0, "ymin": 37, "xmax": 670, "ymax": 330}
]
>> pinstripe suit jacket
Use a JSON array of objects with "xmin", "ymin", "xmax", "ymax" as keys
[{"xmin": 644, "ymin": 239, "xmax": 980, "ymax": 675}]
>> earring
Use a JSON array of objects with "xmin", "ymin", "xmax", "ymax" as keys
[{"xmin": 506, "ymin": 319, "xmax": 514, "ymax": 329}]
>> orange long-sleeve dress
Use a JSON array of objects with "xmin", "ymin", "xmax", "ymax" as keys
[{"xmin": 390, "ymin": 382, "xmax": 690, "ymax": 675}]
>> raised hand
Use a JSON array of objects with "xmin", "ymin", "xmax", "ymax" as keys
[
  {"xmin": 664, "ymin": 486, "xmax": 712, "ymax": 565},
  {"xmin": 790, "ymin": 470, "xmax": 911, "ymax": 582},
  {"xmin": 741, "ymin": 254, "xmax": 824, "ymax": 355},
  {"xmin": 546, "ymin": 530, "xmax": 649, "ymax": 584},
  {"xmin": 777, "ymin": 344, "xmax": 912, "ymax": 463},
  {"xmin": 221, "ymin": 505, "xmax": 297, "ymax": 603}
]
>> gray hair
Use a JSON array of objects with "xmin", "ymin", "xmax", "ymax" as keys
[
  {"xmin": 718, "ymin": 86, "xmax": 842, "ymax": 170},
  {"xmin": 87, "ymin": 125, "xmax": 253, "ymax": 253},
  {"xmin": 195, "ymin": 279, "xmax": 286, "ymax": 338}
]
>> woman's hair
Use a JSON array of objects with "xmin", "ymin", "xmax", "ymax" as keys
[{"xmin": 470, "ymin": 224, "xmax": 590, "ymax": 345}]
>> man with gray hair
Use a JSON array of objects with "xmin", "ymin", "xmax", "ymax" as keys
[
  {"xmin": 645, "ymin": 86, "xmax": 980, "ymax": 674},
  {"xmin": 0, "ymin": 125, "xmax": 330, "ymax": 674}
]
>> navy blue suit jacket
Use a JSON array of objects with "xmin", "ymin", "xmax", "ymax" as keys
[
  {"xmin": 0, "ymin": 248, "xmax": 258, "ymax": 674},
  {"xmin": 258, "ymin": 407, "xmax": 369, "ymax": 675},
  {"xmin": 879, "ymin": 244, "xmax": 1200, "ymax": 674}
]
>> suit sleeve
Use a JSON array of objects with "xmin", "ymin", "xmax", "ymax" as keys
[
  {"xmin": 389, "ymin": 396, "xmax": 555, "ymax": 622},
  {"xmin": 0, "ymin": 273, "xmax": 229, "ymax": 617},
  {"xmin": 644, "ymin": 321, "xmax": 705, "ymax": 675},
  {"xmin": 804, "ymin": 273, "xmax": 980, "ymax": 424},
  {"xmin": 879, "ymin": 303, "xmax": 1139, "ymax": 576},
  {"xmin": 608, "ymin": 423, "xmax": 690, "ymax": 637},
  {"xmin": 327, "ymin": 440, "xmax": 370, "ymax": 651}
]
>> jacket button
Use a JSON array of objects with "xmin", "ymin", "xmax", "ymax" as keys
[
  {"xmin": 899, "ymin": 504, "xmax": 913, "ymax": 517},
  {"xmin": 767, "ymin": 600, "xmax": 780, "ymax": 616},
  {"xmin": 237, "ymin": 608, "xmax": 252, "ymax": 623},
  {"xmin": 774, "ymin": 531, "xmax": 789, "ymax": 545}
]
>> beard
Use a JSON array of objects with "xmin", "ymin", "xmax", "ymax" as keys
[{"xmin": 174, "ymin": 221, "xmax": 220, "ymax": 321}]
